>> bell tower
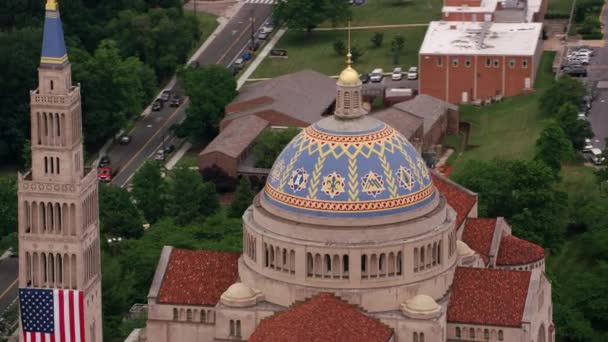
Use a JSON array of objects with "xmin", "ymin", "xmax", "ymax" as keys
[{"xmin": 17, "ymin": 0, "xmax": 103, "ymax": 340}]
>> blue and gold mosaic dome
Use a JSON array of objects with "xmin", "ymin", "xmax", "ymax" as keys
[{"xmin": 263, "ymin": 116, "xmax": 436, "ymax": 218}]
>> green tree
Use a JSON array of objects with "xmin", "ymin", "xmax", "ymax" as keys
[
  {"xmin": 534, "ymin": 120, "xmax": 574, "ymax": 173},
  {"xmin": 370, "ymin": 32, "xmax": 384, "ymax": 48},
  {"xmin": 333, "ymin": 39, "xmax": 346, "ymax": 56},
  {"xmin": 101, "ymin": 252, "xmax": 137, "ymax": 339},
  {"xmin": 539, "ymin": 76, "xmax": 586, "ymax": 117},
  {"xmin": 99, "ymin": 185, "xmax": 145, "ymax": 239},
  {"xmin": 453, "ymin": 159, "xmax": 567, "ymax": 249},
  {"xmin": 350, "ymin": 45, "xmax": 364, "ymax": 63},
  {"xmin": 0, "ymin": 177, "xmax": 17, "ymax": 240},
  {"xmin": 168, "ymin": 167, "xmax": 219, "ymax": 225},
  {"xmin": 555, "ymin": 103, "xmax": 593, "ymax": 149},
  {"xmin": 253, "ymin": 127, "xmax": 300, "ymax": 168},
  {"xmin": 273, "ymin": 0, "xmax": 351, "ymax": 34},
  {"xmin": 228, "ymin": 177, "xmax": 254, "ymax": 218},
  {"xmin": 391, "ymin": 34, "xmax": 405, "ymax": 64},
  {"xmin": 177, "ymin": 65, "xmax": 237, "ymax": 142},
  {"xmin": 71, "ymin": 40, "xmax": 157, "ymax": 149},
  {"xmin": 132, "ymin": 161, "xmax": 166, "ymax": 223}
]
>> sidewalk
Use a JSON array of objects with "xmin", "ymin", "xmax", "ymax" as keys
[
  {"xmin": 237, "ymin": 28, "xmax": 288, "ymax": 89},
  {"xmin": 165, "ymin": 142, "xmax": 193, "ymax": 170},
  {"xmin": 313, "ymin": 23, "xmax": 428, "ymax": 31}
]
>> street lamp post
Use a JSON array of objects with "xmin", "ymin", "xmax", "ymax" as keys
[{"xmin": 250, "ymin": 10, "xmax": 255, "ymax": 51}]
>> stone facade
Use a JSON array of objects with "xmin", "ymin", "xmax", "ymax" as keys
[{"xmin": 18, "ymin": 3, "xmax": 102, "ymax": 341}]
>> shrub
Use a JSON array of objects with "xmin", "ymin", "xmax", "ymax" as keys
[
  {"xmin": 333, "ymin": 40, "xmax": 346, "ymax": 56},
  {"xmin": 370, "ymin": 32, "xmax": 384, "ymax": 48}
]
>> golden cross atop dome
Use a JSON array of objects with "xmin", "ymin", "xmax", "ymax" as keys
[
  {"xmin": 346, "ymin": 21, "xmax": 352, "ymax": 66},
  {"xmin": 46, "ymin": 0, "xmax": 58, "ymax": 11},
  {"xmin": 337, "ymin": 21, "xmax": 359, "ymax": 85}
]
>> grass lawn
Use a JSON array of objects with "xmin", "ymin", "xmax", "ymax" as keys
[
  {"xmin": 548, "ymin": 0, "xmax": 574, "ymax": 15},
  {"xmin": 251, "ymin": 27, "xmax": 427, "ymax": 78},
  {"xmin": 175, "ymin": 151, "xmax": 199, "ymax": 169},
  {"xmin": 448, "ymin": 52, "xmax": 556, "ymax": 177},
  {"xmin": 198, "ymin": 12, "xmax": 219, "ymax": 44},
  {"xmin": 319, "ymin": 0, "xmax": 443, "ymax": 27}
]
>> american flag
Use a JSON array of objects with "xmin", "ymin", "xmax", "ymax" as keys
[{"xmin": 19, "ymin": 288, "xmax": 85, "ymax": 342}]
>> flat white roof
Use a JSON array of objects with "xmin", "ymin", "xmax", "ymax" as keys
[
  {"xmin": 419, "ymin": 21, "xmax": 542, "ymax": 56},
  {"xmin": 442, "ymin": 0, "xmax": 497, "ymax": 13},
  {"xmin": 526, "ymin": 0, "xmax": 542, "ymax": 22}
]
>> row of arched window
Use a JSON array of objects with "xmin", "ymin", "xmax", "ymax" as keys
[
  {"xmin": 339, "ymin": 90, "xmax": 361, "ymax": 110},
  {"xmin": 455, "ymin": 326, "xmax": 504, "ymax": 340},
  {"xmin": 413, "ymin": 332, "xmax": 425, "ymax": 342},
  {"xmin": 84, "ymin": 239, "xmax": 99, "ymax": 283},
  {"xmin": 264, "ymin": 243, "xmax": 295, "ymax": 275},
  {"xmin": 23, "ymin": 200, "xmax": 76, "ymax": 236},
  {"xmin": 361, "ymin": 251, "xmax": 403, "ymax": 279},
  {"xmin": 307, "ymin": 253, "xmax": 349, "ymax": 279},
  {"xmin": 44, "ymin": 156, "xmax": 61, "ymax": 175},
  {"xmin": 172, "ymin": 308, "xmax": 215, "ymax": 323},
  {"xmin": 229, "ymin": 319, "xmax": 242, "ymax": 337},
  {"xmin": 500, "ymin": 260, "xmax": 544, "ymax": 272},
  {"xmin": 414, "ymin": 240, "xmax": 442, "ymax": 273},
  {"xmin": 83, "ymin": 190, "xmax": 98, "ymax": 229},
  {"xmin": 25, "ymin": 251, "xmax": 77, "ymax": 289},
  {"xmin": 244, "ymin": 231, "xmax": 257, "ymax": 262},
  {"xmin": 36, "ymin": 111, "xmax": 65, "ymax": 146}
]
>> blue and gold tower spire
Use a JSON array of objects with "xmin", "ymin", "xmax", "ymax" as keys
[{"xmin": 41, "ymin": 0, "xmax": 69, "ymax": 66}]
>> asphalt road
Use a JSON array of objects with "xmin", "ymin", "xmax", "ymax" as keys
[
  {"xmin": 0, "ymin": 257, "xmax": 18, "ymax": 321},
  {"xmin": 585, "ymin": 8, "xmax": 608, "ymax": 149},
  {"xmin": 109, "ymin": 3, "xmax": 274, "ymax": 187}
]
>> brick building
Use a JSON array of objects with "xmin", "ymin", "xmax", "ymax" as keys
[
  {"xmin": 373, "ymin": 94, "xmax": 459, "ymax": 149},
  {"xmin": 419, "ymin": 21, "xmax": 543, "ymax": 104},
  {"xmin": 442, "ymin": 0, "xmax": 548, "ymax": 23}
]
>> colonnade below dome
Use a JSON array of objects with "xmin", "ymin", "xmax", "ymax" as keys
[{"xmin": 239, "ymin": 193, "xmax": 460, "ymax": 312}]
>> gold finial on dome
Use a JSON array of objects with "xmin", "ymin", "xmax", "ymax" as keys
[
  {"xmin": 46, "ymin": 0, "xmax": 58, "ymax": 11},
  {"xmin": 338, "ymin": 21, "xmax": 360, "ymax": 85}
]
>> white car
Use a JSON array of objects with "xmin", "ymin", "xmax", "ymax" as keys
[
  {"xmin": 370, "ymin": 68, "xmax": 384, "ymax": 82},
  {"xmin": 590, "ymin": 148, "xmax": 605, "ymax": 165},
  {"xmin": 576, "ymin": 48, "xmax": 594, "ymax": 56},
  {"xmin": 577, "ymin": 112, "xmax": 587, "ymax": 120},
  {"xmin": 407, "ymin": 66, "xmax": 418, "ymax": 80},
  {"xmin": 391, "ymin": 67, "xmax": 403, "ymax": 81},
  {"xmin": 154, "ymin": 149, "xmax": 166, "ymax": 161},
  {"xmin": 583, "ymin": 138, "xmax": 593, "ymax": 152}
]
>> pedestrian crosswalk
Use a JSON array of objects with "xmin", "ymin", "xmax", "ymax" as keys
[{"xmin": 243, "ymin": 0, "xmax": 278, "ymax": 4}]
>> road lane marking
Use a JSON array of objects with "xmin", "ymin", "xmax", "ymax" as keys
[
  {"xmin": 113, "ymin": 99, "xmax": 189, "ymax": 187},
  {"xmin": 217, "ymin": 17, "xmax": 258, "ymax": 64},
  {"xmin": 0, "ymin": 278, "xmax": 18, "ymax": 302}
]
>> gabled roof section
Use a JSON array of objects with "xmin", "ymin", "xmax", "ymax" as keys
[
  {"xmin": 157, "ymin": 249, "xmax": 240, "ymax": 306},
  {"xmin": 41, "ymin": 5, "xmax": 68, "ymax": 66},
  {"xmin": 448, "ymin": 267, "xmax": 531, "ymax": 327},
  {"xmin": 462, "ymin": 218, "xmax": 497, "ymax": 263},
  {"xmin": 223, "ymin": 70, "xmax": 336, "ymax": 126},
  {"xmin": 496, "ymin": 235, "xmax": 544, "ymax": 266},
  {"xmin": 249, "ymin": 293, "xmax": 393, "ymax": 342},
  {"xmin": 200, "ymin": 115, "xmax": 269, "ymax": 158},
  {"xmin": 394, "ymin": 94, "xmax": 457, "ymax": 135},
  {"xmin": 372, "ymin": 107, "xmax": 423, "ymax": 140},
  {"xmin": 431, "ymin": 173, "xmax": 477, "ymax": 229}
]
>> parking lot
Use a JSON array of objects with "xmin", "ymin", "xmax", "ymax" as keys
[{"xmin": 579, "ymin": 46, "xmax": 608, "ymax": 150}]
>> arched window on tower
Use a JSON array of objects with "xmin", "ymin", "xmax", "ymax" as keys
[
  {"xmin": 361, "ymin": 255, "xmax": 368, "ymax": 278},
  {"xmin": 344, "ymin": 91, "xmax": 351, "ymax": 110}
]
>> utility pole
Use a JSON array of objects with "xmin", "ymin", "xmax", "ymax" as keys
[
  {"xmin": 193, "ymin": 0, "xmax": 197, "ymax": 13},
  {"xmin": 250, "ymin": 9, "xmax": 255, "ymax": 51}
]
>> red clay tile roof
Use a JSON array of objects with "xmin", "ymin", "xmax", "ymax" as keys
[
  {"xmin": 462, "ymin": 218, "xmax": 497, "ymax": 263},
  {"xmin": 432, "ymin": 174, "xmax": 476, "ymax": 229},
  {"xmin": 249, "ymin": 293, "xmax": 393, "ymax": 342},
  {"xmin": 157, "ymin": 249, "xmax": 240, "ymax": 306},
  {"xmin": 448, "ymin": 267, "xmax": 531, "ymax": 327},
  {"xmin": 496, "ymin": 235, "xmax": 545, "ymax": 266}
]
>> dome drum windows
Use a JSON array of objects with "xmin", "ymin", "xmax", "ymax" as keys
[
  {"xmin": 414, "ymin": 240, "xmax": 443, "ymax": 273},
  {"xmin": 361, "ymin": 250, "xmax": 403, "ymax": 280},
  {"xmin": 306, "ymin": 252, "xmax": 350, "ymax": 279},
  {"xmin": 263, "ymin": 242, "xmax": 295, "ymax": 275}
]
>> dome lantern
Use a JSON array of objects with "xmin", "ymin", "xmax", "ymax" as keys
[{"xmin": 335, "ymin": 22, "xmax": 366, "ymax": 119}]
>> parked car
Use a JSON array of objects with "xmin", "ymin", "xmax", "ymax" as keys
[
  {"xmin": 152, "ymin": 99, "xmax": 163, "ymax": 111},
  {"xmin": 359, "ymin": 73, "xmax": 370, "ymax": 83},
  {"xmin": 119, "ymin": 135, "xmax": 131, "ymax": 145},
  {"xmin": 257, "ymin": 31, "xmax": 269, "ymax": 40},
  {"xmin": 250, "ymin": 40, "xmax": 261, "ymax": 52},
  {"xmin": 582, "ymin": 96, "xmax": 592, "ymax": 110},
  {"xmin": 577, "ymin": 112, "xmax": 587, "ymax": 120},
  {"xmin": 233, "ymin": 58, "xmax": 245, "ymax": 71},
  {"xmin": 561, "ymin": 60, "xmax": 583, "ymax": 70},
  {"xmin": 568, "ymin": 56, "xmax": 589, "ymax": 65},
  {"xmin": 391, "ymin": 67, "xmax": 403, "ymax": 81},
  {"xmin": 189, "ymin": 61, "xmax": 200, "ymax": 68},
  {"xmin": 98, "ymin": 155, "xmax": 111, "ymax": 168},
  {"xmin": 575, "ymin": 48, "xmax": 594, "ymax": 56},
  {"xmin": 160, "ymin": 90, "xmax": 171, "ymax": 102},
  {"xmin": 242, "ymin": 51, "xmax": 252, "ymax": 61},
  {"xmin": 97, "ymin": 166, "xmax": 112, "ymax": 182},
  {"xmin": 163, "ymin": 144, "xmax": 176, "ymax": 155},
  {"xmin": 563, "ymin": 66, "xmax": 587, "ymax": 77},
  {"xmin": 154, "ymin": 149, "xmax": 166, "ymax": 161},
  {"xmin": 170, "ymin": 95, "xmax": 182, "ymax": 107},
  {"xmin": 407, "ymin": 66, "xmax": 419, "ymax": 80},
  {"xmin": 370, "ymin": 68, "xmax": 384, "ymax": 82},
  {"xmin": 583, "ymin": 138, "xmax": 594, "ymax": 152},
  {"xmin": 589, "ymin": 148, "xmax": 605, "ymax": 165},
  {"xmin": 262, "ymin": 22, "xmax": 274, "ymax": 34}
]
